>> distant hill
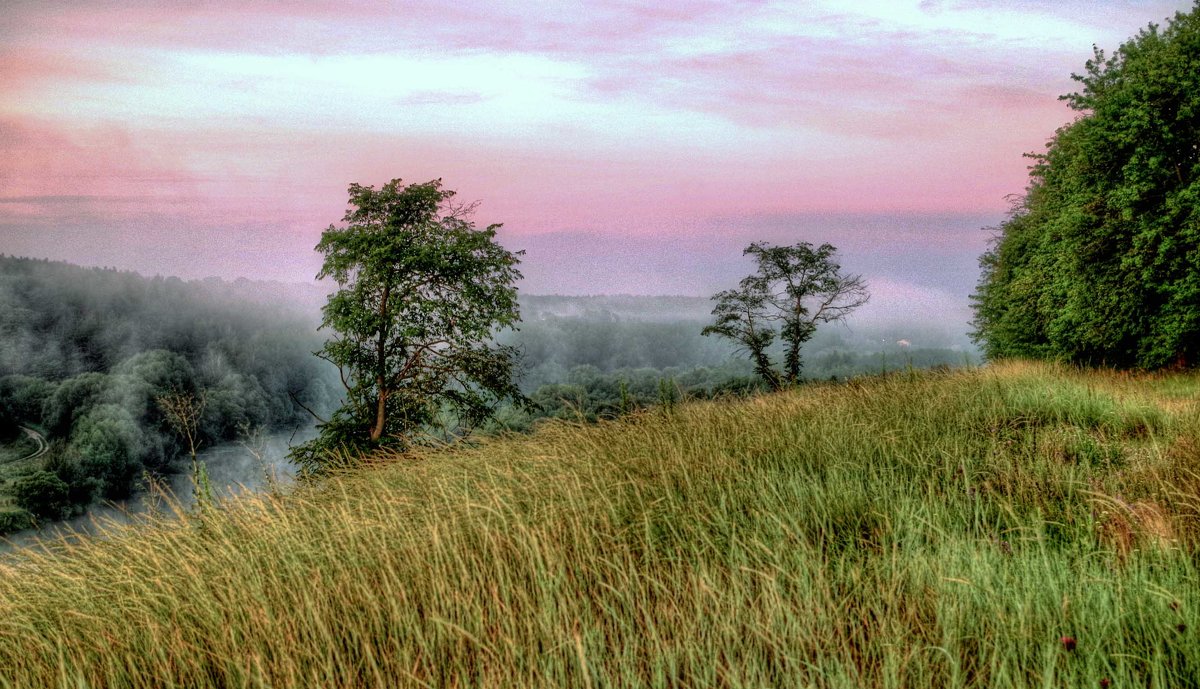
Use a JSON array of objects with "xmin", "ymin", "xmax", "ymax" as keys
[{"xmin": 520, "ymin": 294, "xmax": 714, "ymax": 322}]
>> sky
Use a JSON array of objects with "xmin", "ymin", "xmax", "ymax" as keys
[{"xmin": 0, "ymin": 0, "xmax": 1194, "ymax": 332}]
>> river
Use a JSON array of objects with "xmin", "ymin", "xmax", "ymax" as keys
[{"xmin": 0, "ymin": 427, "xmax": 315, "ymax": 554}]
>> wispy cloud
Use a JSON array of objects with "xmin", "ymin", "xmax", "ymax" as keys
[{"xmin": 0, "ymin": 0, "xmax": 1192, "ymax": 306}]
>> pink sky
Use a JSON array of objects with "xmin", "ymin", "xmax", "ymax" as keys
[{"xmin": 0, "ymin": 0, "xmax": 1193, "ymax": 320}]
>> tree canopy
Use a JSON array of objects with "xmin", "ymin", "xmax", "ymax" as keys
[
  {"xmin": 972, "ymin": 4, "xmax": 1200, "ymax": 368},
  {"xmin": 704, "ymin": 241, "xmax": 868, "ymax": 389},
  {"xmin": 291, "ymin": 178, "xmax": 525, "ymax": 473},
  {"xmin": 0, "ymin": 256, "xmax": 337, "ymax": 522}
]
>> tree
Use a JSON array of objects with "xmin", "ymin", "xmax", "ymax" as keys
[
  {"xmin": 972, "ymin": 5, "xmax": 1200, "ymax": 368},
  {"xmin": 704, "ymin": 241, "xmax": 868, "ymax": 389},
  {"xmin": 703, "ymin": 284, "xmax": 781, "ymax": 389},
  {"xmin": 71, "ymin": 403, "xmax": 144, "ymax": 498},
  {"xmin": 291, "ymin": 178, "xmax": 525, "ymax": 473},
  {"xmin": 157, "ymin": 390, "xmax": 213, "ymax": 505},
  {"xmin": 0, "ymin": 397, "xmax": 17, "ymax": 440},
  {"xmin": 156, "ymin": 390, "xmax": 205, "ymax": 462}
]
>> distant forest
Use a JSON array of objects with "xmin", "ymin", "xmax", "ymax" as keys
[
  {"xmin": 498, "ymin": 295, "xmax": 977, "ymax": 427},
  {"xmin": 0, "ymin": 256, "xmax": 339, "ymax": 529}
]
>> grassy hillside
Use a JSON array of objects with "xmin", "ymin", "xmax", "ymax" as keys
[{"xmin": 1, "ymin": 362, "xmax": 1198, "ymax": 688}]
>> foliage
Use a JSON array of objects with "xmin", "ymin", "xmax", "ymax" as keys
[
  {"xmin": 972, "ymin": 5, "xmax": 1200, "ymax": 368},
  {"xmin": 0, "ymin": 509, "xmax": 32, "ymax": 534},
  {"xmin": 493, "ymin": 363, "xmax": 765, "ymax": 430},
  {"xmin": 0, "ymin": 376, "xmax": 51, "ymax": 429},
  {"xmin": 2, "ymin": 363, "xmax": 1200, "ymax": 687},
  {"xmin": 499, "ymin": 313, "xmax": 740, "ymax": 390},
  {"xmin": 0, "ymin": 400, "xmax": 16, "ymax": 441},
  {"xmin": 11, "ymin": 471, "xmax": 71, "ymax": 521},
  {"xmin": 0, "ymin": 255, "xmax": 338, "ymax": 519},
  {"xmin": 157, "ymin": 390, "xmax": 206, "ymax": 460},
  {"xmin": 41, "ymin": 450, "xmax": 98, "ymax": 509},
  {"xmin": 70, "ymin": 404, "xmax": 146, "ymax": 499},
  {"xmin": 704, "ymin": 241, "xmax": 868, "ymax": 388},
  {"xmin": 291, "ymin": 178, "xmax": 524, "ymax": 474}
]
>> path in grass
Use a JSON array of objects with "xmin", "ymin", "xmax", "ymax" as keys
[{"xmin": 14, "ymin": 426, "xmax": 46, "ymax": 463}]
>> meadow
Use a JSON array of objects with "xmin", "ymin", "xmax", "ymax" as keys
[{"xmin": 0, "ymin": 361, "xmax": 1198, "ymax": 688}]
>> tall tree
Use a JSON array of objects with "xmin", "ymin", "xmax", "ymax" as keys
[
  {"xmin": 973, "ymin": 4, "xmax": 1200, "ymax": 368},
  {"xmin": 704, "ymin": 241, "xmax": 868, "ymax": 389},
  {"xmin": 291, "ymin": 178, "xmax": 524, "ymax": 473}
]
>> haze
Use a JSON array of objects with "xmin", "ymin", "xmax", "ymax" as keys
[{"xmin": 1, "ymin": 0, "xmax": 1192, "ymax": 331}]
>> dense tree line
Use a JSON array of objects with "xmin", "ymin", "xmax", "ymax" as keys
[
  {"xmin": 489, "ymin": 362, "xmax": 763, "ymax": 430},
  {"xmin": 493, "ymin": 345, "xmax": 972, "ymax": 432},
  {"xmin": 0, "ymin": 256, "xmax": 337, "ymax": 525},
  {"xmin": 501, "ymin": 316, "xmax": 741, "ymax": 391},
  {"xmin": 972, "ymin": 6, "xmax": 1200, "ymax": 368},
  {"xmin": 0, "ymin": 396, "xmax": 18, "ymax": 440},
  {"xmin": 503, "ymin": 310, "xmax": 971, "ymax": 394}
]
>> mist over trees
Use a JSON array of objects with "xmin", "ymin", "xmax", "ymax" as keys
[
  {"xmin": 972, "ymin": 6, "xmax": 1200, "ymax": 368},
  {"xmin": 491, "ymin": 294, "xmax": 973, "ymax": 427},
  {"xmin": 0, "ymin": 256, "xmax": 338, "ymax": 526},
  {"xmin": 0, "ymin": 247, "xmax": 975, "ymax": 530}
]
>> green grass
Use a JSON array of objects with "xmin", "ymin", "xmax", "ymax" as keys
[
  {"xmin": 0, "ymin": 432, "xmax": 39, "ymax": 512},
  {"xmin": 0, "ymin": 433, "xmax": 36, "ymax": 467},
  {"xmin": 1, "ymin": 361, "xmax": 1199, "ymax": 688}
]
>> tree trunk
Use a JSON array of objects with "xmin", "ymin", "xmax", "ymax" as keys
[
  {"xmin": 370, "ymin": 282, "xmax": 391, "ymax": 442},
  {"xmin": 783, "ymin": 340, "xmax": 801, "ymax": 384},
  {"xmin": 752, "ymin": 348, "xmax": 781, "ymax": 391},
  {"xmin": 370, "ymin": 386, "xmax": 386, "ymax": 441}
]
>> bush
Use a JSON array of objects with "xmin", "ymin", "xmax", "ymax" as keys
[
  {"xmin": 11, "ymin": 471, "xmax": 71, "ymax": 521},
  {"xmin": 0, "ymin": 508, "xmax": 33, "ymax": 534}
]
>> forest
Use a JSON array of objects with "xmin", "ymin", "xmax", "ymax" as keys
[
  {"xmin": 498, "ymin": 294, "xmax": 976, "ymax": 427},
  {"xmin": 4, "ymin": 2, "xmax": 1200, "ymax": 686},
  {"xmin": 971, "ymin": 9, "xmax": 1200, "ymax": 367},
  {"xmin": 0, "ymin": 256, "xmax": 339, "ymax": 531}
]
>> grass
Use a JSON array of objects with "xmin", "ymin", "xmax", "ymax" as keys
[
  {"xmin": 0, "ymin": 432, "xmax": 36, "ymax": 468},
  {"xmin": 0, "ymin": 431, "xmax": 39, "ymax": 513},
  {"xmin": 0, "ymin": 361, "xmax": 1198, "ymax": 688}
]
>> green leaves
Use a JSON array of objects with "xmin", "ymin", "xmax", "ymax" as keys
[
  {"xmin": 973, "ymin": 5, "xmax": 1200, "ymax": 369},
  {"xmin": 704, "ymin": 241, "xmax": 867, "ymax": 389},
  {"xmin": 294, "ymin": 178, "xmax": 525, "ymax": 473}
]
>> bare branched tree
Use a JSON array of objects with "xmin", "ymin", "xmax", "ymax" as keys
[
  {"xmin": 704, "ymin": 242, "xmax": 868, "ymax": 388},
  {"xmin": 156, "ymin": 390, "xmax": 206, "ymax": 462}
]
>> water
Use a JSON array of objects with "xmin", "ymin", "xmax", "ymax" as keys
[{"xmin": 0, "ymin": 427, "xmax": 315, "ymax": 554}]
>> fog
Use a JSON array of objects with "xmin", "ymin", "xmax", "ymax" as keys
[
  {"xmin": 1, "ymin": 253, "xmax": 980, "ymax": 550},
  {"xmin": 0, "ymin": 257, "xmax": 340, "ymax": 539},
  {"xmin": 1, "ymin": 429, "xmax": 313, "ymax": 554}
]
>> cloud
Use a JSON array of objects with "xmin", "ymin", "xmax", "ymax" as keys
[
  {"xmin": 395, "ymin": 90, "xmax": 489, "ymax": 107},
  {"xmin": 1, "ymin": 0, "xmax": 1191, "ymax": 303}
]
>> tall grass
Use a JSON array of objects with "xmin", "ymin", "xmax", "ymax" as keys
[{"xmin": 1, "ymin": 361, "xmax": 1198, "ymax": 688}]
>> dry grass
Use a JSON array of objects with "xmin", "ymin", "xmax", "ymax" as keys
[{"xmin": 0, "ymin": 361, "xmax": 1198, "ymax": 688}]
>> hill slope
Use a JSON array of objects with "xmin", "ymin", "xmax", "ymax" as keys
[{"xmin": 1, "ymin": 362, "xmax": 1198, "ymax": 688}]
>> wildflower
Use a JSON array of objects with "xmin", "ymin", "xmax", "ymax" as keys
[
  {"xmin": 1060, "ymin": 635, "xmax": 1076, "ymax": 651},
  {"xmin": 1099, "ymin": 678, "xmax": 1111, "ymax": 688}
]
